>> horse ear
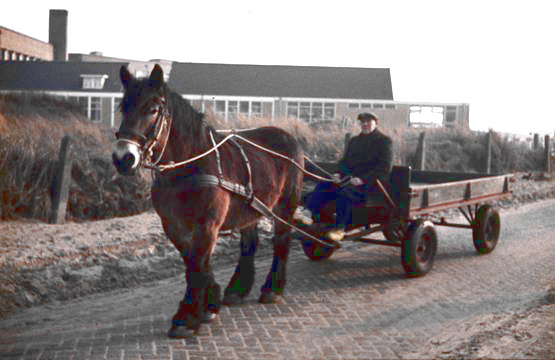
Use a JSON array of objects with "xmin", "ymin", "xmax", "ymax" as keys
[
  {"xmin": 149, "ymin": 64, "xmax": 164, "ymax": 89},
  {"xmin": 120, "ymin": 66, "xmax": 134, "ymax": 88}
]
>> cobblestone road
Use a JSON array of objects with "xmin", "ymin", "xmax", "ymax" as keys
[{"xmin": 1, "ymin": 200, "xmax": 554, "ymax": 359}]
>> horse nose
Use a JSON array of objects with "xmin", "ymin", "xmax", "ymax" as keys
[
  {"xmin": 112, "ymin": 141, "xmax": 141, "ymax": 175},
  {"xmin": 112, "ymin": 152, "xmax": 137, "ymax": 175}
]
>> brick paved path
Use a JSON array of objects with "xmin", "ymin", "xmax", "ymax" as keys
[{"xmin": 1, "ymin": 200, "xmax": 554, "ymax": 359}]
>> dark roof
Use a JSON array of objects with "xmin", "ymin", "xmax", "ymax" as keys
[
  {"xmin": 0, "ymin": 61, "xmax": 394, "ymax": 100},
  {"xmin": 168, "ymin": 62, "xmax": 393, "ymax": 100},
  {"xmin": 0, "ymin": 62, "xmax": 126, "ymax": 92}
]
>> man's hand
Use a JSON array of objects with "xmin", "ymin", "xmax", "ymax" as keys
[
  {"xmin": 332, "ymin": 173, "xmax": 342, "ymax": 183},
  {"xmin": 350, "ymin": 177, "xmax": 364, "ymax": 186}
]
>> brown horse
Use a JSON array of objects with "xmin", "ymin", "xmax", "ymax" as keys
[{"xmin": 112, "ymin": 65, "xmax": 304, "ymax": 338}]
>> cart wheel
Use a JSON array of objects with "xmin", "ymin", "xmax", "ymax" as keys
[
  {"xmin": 401, "ymin": 220, "xmax": 437, "ymax": 277},
  {"xmin": 473, "ymin": 205, "xmax": 500, "ymax": 254},
  {"xmin": 302, "ymin": 239, "xmax": 336, "ymax": 261}
]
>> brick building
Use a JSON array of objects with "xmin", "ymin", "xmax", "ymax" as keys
[
  {"xmin": 0, "ymin": 60, "xmax": 470, "ymax": 130},
  {"xmin": 0, "ymin": 26, "xmax": 53, "ymax": 61},
  {"xmin": 0, "ymin": 9, "xmax": 67, "ymax": 62},
  {"xmin": 0, "ymin": 9, "xmax": 469, "ymax": 130}
]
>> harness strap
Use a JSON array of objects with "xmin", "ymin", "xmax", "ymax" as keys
[
  {"xmin": 194, "ymin": 174, "xmax": 341, "ymax": 249},
  {"xmin": 209, "ymin": 130, "xmax": 224, "ymax": 182},
  {"xmin": 229, "ymin": 137, "xmax": 253, "ymax": 201}
]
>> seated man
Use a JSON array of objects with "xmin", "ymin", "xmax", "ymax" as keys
[{"xmin": 303, "ymin": 112, "xmax": 393, "ymax": 241}]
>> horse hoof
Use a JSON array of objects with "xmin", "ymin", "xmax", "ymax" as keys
[
  {"xmin": 167, "ymin": 325, "xmax": 196, "ymax": 338},
  {"xmin": 202, "ymin": 312, "xmax": 218, "ymax": 323},
  {"xmin": 223, "ymin": 291, "xmax": 245, "ymax": 306},
  {"xmin": 258, "ymin": 292, "xmax": 285, "ymax": 304}
]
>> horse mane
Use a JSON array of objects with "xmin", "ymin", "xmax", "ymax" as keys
[{"xmin": 161, "ymin": 84, "xmax": 209, "ymax": 139}]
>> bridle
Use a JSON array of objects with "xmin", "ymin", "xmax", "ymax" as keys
[
  {"xmin": 114, "ymin": 94, "xmax": 349, "ymax": 248},
  {"xmin": 116, "ymin": 96, "xmax": 172, "ymax": 170}
]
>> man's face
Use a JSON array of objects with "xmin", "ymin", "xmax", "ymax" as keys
[{"xmin": 360, "ymin": 119, "xmax": 377, "ymax": 134}]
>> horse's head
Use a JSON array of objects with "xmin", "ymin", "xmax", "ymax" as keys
[{"xmin": 112, "ymin": 64, "xmax": 171, "ymax": 175}]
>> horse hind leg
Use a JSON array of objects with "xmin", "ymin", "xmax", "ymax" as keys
[
  {"xmin": 259, "ymin": 193, "xmax": 299, "ymax": 304},
  {"xmin": 223, "ymin": 225, "xmax": 259, "ymax": 305},
  {"xmin": 258, "ymin": 220, "xmax": 291, "ymax": 304},
  {"xmin": 259, "ymin": 163, "xmax": 303, "ymax": 304}
]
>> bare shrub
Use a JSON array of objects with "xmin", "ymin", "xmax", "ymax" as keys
[
  {"xmin": 0, "ymin": 94, "xmax": 151, "ymax": 221},
  {"xmin": 0, "ymin": 93, "xmax": 546, "ymax": 221}
]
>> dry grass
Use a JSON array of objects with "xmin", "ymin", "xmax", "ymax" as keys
[
  {"xmin": 0, "ymin": 94, "xmax": 545, "ymax": 221},
  {"xmin": 0, "ymin": 94, "xmax": 151, "ymax": 221},
  {"xmin": 213, "ymin": 114, "xmax": 544, "ymax": 173}
]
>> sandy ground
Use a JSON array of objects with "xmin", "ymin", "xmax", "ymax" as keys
[
  {"xmin": 405, "ymin": 287, "xmax": 555, "ymax": 359},
  {"xmin": 1, "ymin": 172, "xmax": 554, "ymax": 358}
]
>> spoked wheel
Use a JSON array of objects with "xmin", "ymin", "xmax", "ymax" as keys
[
  {"xmin": 473, "ymin": 205, "xmax": 500, "ymax": 254},
  {"xmin": 401, "ymin": 220, "xmax": 438, "ymax": 277},
  {"xmin": 300, "ymin": 223, "xmax": 337, "ymax": 261},
  {"xmin": 302, "ymin": 239, "xmax": 336, "ymax": 261}
]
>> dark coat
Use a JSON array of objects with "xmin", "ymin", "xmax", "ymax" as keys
[{"xmin": 337, "ymin": 129, "xmax": 393, "ymax": 192}]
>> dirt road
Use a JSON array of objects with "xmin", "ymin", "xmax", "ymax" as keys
[{"xmin": 0, "ymin": 199, "xmax": 554, "ymax": 359}]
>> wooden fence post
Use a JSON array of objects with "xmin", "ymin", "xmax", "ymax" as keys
[
  {"xmin": 485, "ymin": 130, "xmax": 493, "ymax": 174},
  {"xmin": 415, "ymin": 132, "xmax": 426, "ymax": 170},
  {"xmin": 533, "ymin": 133, "xmax": 540, "ymax": 150},
  {"xmin": 49, "ymin": 135, "xmax": 73, "ymax": 224},
  {"xmin": 344, "ymin": 133, "xmax": 351, "ymax": 155},
  {"xmin": 545, "ymin": 135, "xmax": 552, "ymax": 173}
]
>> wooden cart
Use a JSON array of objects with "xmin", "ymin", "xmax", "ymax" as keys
[{"xmin": 298, "ymin": 165, "xmax": 513, "ymax": 277}]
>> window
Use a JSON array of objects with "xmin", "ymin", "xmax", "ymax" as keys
[
  {"xmin": 324, "ymin": 103, "xmax": 335, "ymax": 120},
  {"xmin": 239, "ymin": 101, "xmax": 249, "ymax": 114},
  {"xmin": 445, "ymin": 106, "xmax": 457, "ymax": 126},
  {"xmin": 361, "ymin": 103, "xmax": 372, "ymax": 109},
  {"xmin": 312, "ymin": 103, "xmax": 323, "ymax": 121},
  {"xmin": 348, "ymin": 103, "xmax": 360, "ymax": 109},
  {"xmin": 227, "ymin": 101, "xmax": 238, "ymax": 120},
  {"xmin": 287, "ymin": 102, "xmax": 335, "ymax": 123},
  {"xmin": 287, "ymin": 102, "xmax": 298, "ymax": 118},
  {"xmin": 409, "ymin": 105, "xmax": 444, "ymax": 127},
  {"xmin": 385, "ymin": 103, "xmax": 396, "ymax": 110},
  {"xmin": 78, "ymin": 97, "xmax": 88, "ymax": 116},
  {"xmin": 81, "ymin": 74, "xmax": 108, "ymax": 90},
  {"xmin": 90, "ymin": 97, "xmax": 102, "ymax": 122},
  {"xmin": 251, "ymin": 102, "xmax": 262, "ymax": 117},
  {"xmin": 215, "ymin": 100, "xmax": 226, "ymax": 113},
  {"xmin": 373, "ymin": 103, "xmax": 384, "ymax": 109},
  {"xmin": 227, "ymin": 101, "xmax": 238, "ymax": 113},
  {"xmin": 299, "ymin": 102, "xmax": 311, "ymax": 122}
]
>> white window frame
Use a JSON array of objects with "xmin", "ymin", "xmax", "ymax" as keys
[
  {"xmin": 286, "ymin": 101, "xmax": 336, "ymax": 123},
  {"xmin": 90, "ymin": 97, "xmax": 102, "ymax": 123},
  {"xmin": 80, "ymin": 74, "xmax": 109, "ymax": 90}
]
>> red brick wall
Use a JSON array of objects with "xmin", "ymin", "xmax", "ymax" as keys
[{"xmin": 0, "ymin": 27, "xmax": 53, "ymax": 61}]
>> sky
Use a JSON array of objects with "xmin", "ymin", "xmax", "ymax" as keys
[{"xmin": 2, "ymin": 0, "xmax": 554, "ymax": 135}]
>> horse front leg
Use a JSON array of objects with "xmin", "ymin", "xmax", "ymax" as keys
[
  {"xmin": 223, "ymin": 225, "xmax": 259, "ymax": 305},
  {"xmin": 259, "ymin": 221, "xmax": 291, "ymax": 304},
  {"xmin": 168, "ymin": 224, "xmax": 221, "ymax": 338}
]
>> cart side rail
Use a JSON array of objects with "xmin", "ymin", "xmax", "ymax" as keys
[{"xmin": 408, "ymin": 173, "xmax": 512, "ymax": 217}]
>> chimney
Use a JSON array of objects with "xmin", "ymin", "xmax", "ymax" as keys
[{"xmin": 49, "ymin": 9, "xmax": 68, "ymax": 61}]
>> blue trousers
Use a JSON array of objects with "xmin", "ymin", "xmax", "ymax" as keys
[{"xmin": 303, "ymin": 181, "xmax": 367, "ymax": 230}]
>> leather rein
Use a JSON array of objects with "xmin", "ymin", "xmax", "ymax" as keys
[{"xmin": 118, "ymin": 99, "xmax": 341, "ymax": 248}]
